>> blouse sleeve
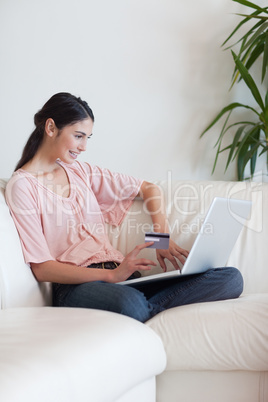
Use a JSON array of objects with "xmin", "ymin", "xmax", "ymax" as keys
[
  {"xmin": 5, "ymin": 174, "xmax": 54, "ymax": 265},
  {"xmin": 83, "ymin": 163, "xmax": 143, "ymax": 226}
]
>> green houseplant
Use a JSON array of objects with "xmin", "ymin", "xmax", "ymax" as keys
[{"xmin": 201, "ymin": 0, "xmax": 268, "ymax": 180}]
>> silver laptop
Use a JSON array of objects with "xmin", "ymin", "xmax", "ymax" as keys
[{"xmin": 118, "ymin": 197, "xmax": 252, "ymax": 285}]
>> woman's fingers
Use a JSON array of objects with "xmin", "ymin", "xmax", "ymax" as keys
[
  {"xmin": 156, "ymin": 253, "xmax": 167, "ymax": 272},
  {"xmin": 127, "ymin": 242, "xmax": 154, "ymax": 258},
  {"xmin": 156, "ymin": 239, "xmax": 189, "ymax": 271},
  {"xmin": 170, "ymin": 250, "xmax": 187, "ymax": 266},
  {"xmin": 133, "ymin": 258, "xmax": 157, "ymax": 270}
]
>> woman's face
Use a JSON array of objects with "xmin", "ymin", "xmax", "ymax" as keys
[{"xmin": 53, "ymin": 118, "xmax": 94, "ymax": 163}]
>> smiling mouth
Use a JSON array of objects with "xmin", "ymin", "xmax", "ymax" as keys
[{"xmin": 69, "ymin": 151, "xmax": 79, "ymax": 159}]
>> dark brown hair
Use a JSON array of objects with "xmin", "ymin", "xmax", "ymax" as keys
[{"xmin": 15, "ymin": 92, "xmax": 94, "ymax": 170}]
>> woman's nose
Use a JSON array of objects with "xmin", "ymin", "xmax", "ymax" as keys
[{"xmin": 78, "ymin": 139, "xmax": 87, "ymax": 151}]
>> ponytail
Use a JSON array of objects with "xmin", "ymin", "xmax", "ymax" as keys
[
  {"xmin": 15, "ymin": 92, "xmax": 94, "ymax": 171},
  {"xmin": 15, "ymin": 126, "xmax": 44, "ymax": 171}
]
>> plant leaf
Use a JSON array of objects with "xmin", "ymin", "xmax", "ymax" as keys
[
  {"xmin": 232, "ymin": 51, "xmax": 265, "ymax": 111},
  {"xmin": 237, "ymin": 143, "xmax": 249, "ymax": 180},
  {"xmin": 211, "ymin": 111, "xmax": 232, "ymax": 174},
  {"xmin": 265, "ymin": 91, "xmax": 268, "ymax": 108},
  {"xmin": 214, "ymin": 111, "xmax": 232, "ymax": 148},
  {"xmin": 222, "ymin": 9, "xmax": 262, "ymax": 47},
  {"xmin": 250, "ymin": 127, "xmax": 261, "ymax": 175},
  {"xmin": 224, "ymin": 18, "xmax": 263, "ymax": 51},
  {"xmin": 200, "ymin": 102, "xmax": 259, "ymax": 137},
  {"xmin": 212, "ymin": 142, "xmax": 221, "ymax": 174},
  {"xmin": 259, "ymin": 145, "xmax": 268, "ymax": 156},
  {"xmin": 225, "ymin": 125, "xmax": 247, "ymax": 170},
  {"xmin": 251, "ymin": 153, "xmax": 257, "ymax": 175},
  {"xmin": 236, "ymin": 13, "xmax": 268, "ymax": 20},
  {"xmin": 242, "ymin": 22, "xmax": 268, "ymax": 52},
  {"xmin": 244, "ymin": 39, "xmax": 265, "ymax": 71},
  {"xmin": 233, "ymin": 124, "xmax": 262, "ymax": 160},
  {"xmin": 231, "ymin": 35, "xmax": 265, "ymax": 86},
  {"xmin": 242, "ymin": 135, "xmax": 261, "ymax": 176},
  {"xmin": 236, "ymin": 136, "xmax": 261, "ymax": 180},
  {"xmin": 219, "ymin": 144, "xmax": 232, "ymax": 153},
  {"xmin": 233, "ymin": 0, "xmax": 268, "ymax": 14},
  {"xmin": 243, "ymin": 141, "xmax": 260, "ymax": 175},
  {"xmin": 262, "ymin": 31, "xmax": 268, "ymax": 81},
  {"xmin": 224, "ymin": 121, "xmax": 256, "ymax": 132}
]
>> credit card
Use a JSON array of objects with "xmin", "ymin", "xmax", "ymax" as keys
[{"xmin": 145, "ymin": 232, "xmax": 170, "ymax": 249}]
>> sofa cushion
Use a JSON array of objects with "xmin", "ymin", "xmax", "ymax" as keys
[
  {"xmin": 0, "ymin": 180, "xmax": 51, "ymax": 308},
  {"xmin": 147, "ymin": 294, "xmax": 268, "ymax": 372},
  {"xmin": 0, "ymin": 307, "xmax": 166, "ymax": 402}
]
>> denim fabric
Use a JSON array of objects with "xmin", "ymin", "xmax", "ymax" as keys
[{"xmin": 52, "ymin": 266, "xmax": 243, "ymax": 323}]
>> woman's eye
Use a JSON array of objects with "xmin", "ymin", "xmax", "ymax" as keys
[{"xmin": 75, "ymin": 135, "xmax": 83, "ymax": 139}]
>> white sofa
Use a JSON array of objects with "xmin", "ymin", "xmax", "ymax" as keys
[{"xmin": 1, "ymin": 177, "xmax": 268, "ymax": 402}]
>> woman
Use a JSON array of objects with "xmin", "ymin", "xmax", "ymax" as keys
[{"xmin": 5, "ymin": 92, "xmax": 243, "ymax": 322}]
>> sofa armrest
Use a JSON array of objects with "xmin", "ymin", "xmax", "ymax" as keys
[{"xmin": 0, "ymin": 307, "xmax": 166, "ymax": 402}]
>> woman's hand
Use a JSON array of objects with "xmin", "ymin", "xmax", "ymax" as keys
[
  {"xmin": 156, "ymin": 239, "xmax": 189, "ymax": 272},
  {"xmin": 111, "ymin": 242, "xmax": 157, "ymax": 283}
]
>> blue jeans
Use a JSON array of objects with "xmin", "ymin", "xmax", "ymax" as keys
[{"xmin": 52, "ymin": 264, "xmax": 243, "ymax": 323}]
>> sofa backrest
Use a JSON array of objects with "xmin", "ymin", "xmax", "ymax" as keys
[
  {"xmin": 108, "ymin": 180, "xmax": 268, "ymax": 295},
  {"xmin": 0, "ymin": 180, "xmax": 51, "ymax": 309},
  {"xmin": 1, "ymin": 177, "xmax": 267, "ymax": 309}
]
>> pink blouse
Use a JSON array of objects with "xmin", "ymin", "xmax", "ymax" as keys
[{"xmin": 5, "ymin": 160, "xmax": 143, "ymax": 267}]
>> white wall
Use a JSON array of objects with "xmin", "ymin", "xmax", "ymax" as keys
[{"xmin": 0, "ymin": 0, "xmax": 258, "ymax": 181}]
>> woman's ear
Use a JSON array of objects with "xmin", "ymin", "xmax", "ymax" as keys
[{"xmin": 45, "ymin": 118, "xmax": 57, "ymax": 137}]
